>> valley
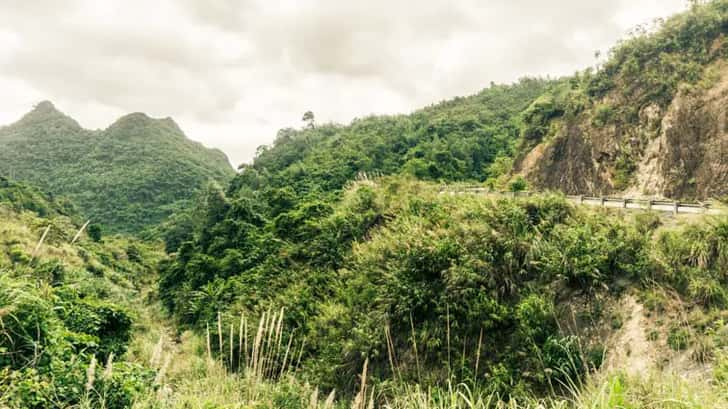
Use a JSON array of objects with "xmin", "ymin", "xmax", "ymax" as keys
[{"xmin": 1, "ymin": 1, "xmax": 728, "ymax": 408}]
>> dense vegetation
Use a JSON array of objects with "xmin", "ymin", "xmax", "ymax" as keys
[
  {"xmin": 150, "ymin": 1, "xmax": 728, "ymax": 405},
  {"xmin": 235, "ymin": 77, "xmax": 552, "ymax": 197},
  {"xmin": 0, "ymin": 102, "xmax": 235, "ymax": 234},
  {"xmin": 224, "ymin": 1, "xmax": 728, "ymax": 201},
  {"xmin": 159, "ymin": 176, "xmax": 728, "ymax": 399},
  {"xmin": 2, "ymin": 1, "xmax": 728, "ymax": 407},
  {"xmin": 0, "ymin": 178, "xmax": 168, "ymax": 408},
  {"xmin": 3, "ymin": 174, "xmax": 726, "ymax": 408}
]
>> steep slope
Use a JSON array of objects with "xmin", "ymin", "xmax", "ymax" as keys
[
  {"xmin": 0, "ymin": 102, "xmax": 235, "ymax": 234},
  {"xmin": 515, "ymin": 0, "xmax": 728, "ymax": 200},
  {"xmin": 146, "ymin": 1, "xmax": 728, "ymax": 404},
  {"xmin": 0, "ymin": 178, "xmax": 167, "ymax": 408},
  {"xmin": 160, "ymin": 176, "xmax": 728, "ymax": 397}
]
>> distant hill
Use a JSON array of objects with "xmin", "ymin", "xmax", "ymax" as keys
[
  {"xmin": 0, "ymin": 101, "xmax": 235, "ymax": 233},
  {"xmin": 231, "ymin": 77, "xmax": 552, "ymax": 196}
]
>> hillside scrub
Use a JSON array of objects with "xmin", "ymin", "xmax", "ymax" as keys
[
  {"xmin": 0, "ymin": 180, "xmax": 166, "ymax": 408},
  {"xmin": 3, "ymin": 2, "xmax": 728, "ymax": 407},
  {"xmin": 228, "ymin": 77, "xmax": 553, "ymax": 200},
  {"xmin": 159, "ymin": 176, "xmax": 728, "ymax": 400}
]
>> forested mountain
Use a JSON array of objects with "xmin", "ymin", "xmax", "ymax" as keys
[
  {"xmin": 0, "ymin": 101, "xmax": 235, "ymax": 234},
  {"xmin": 2, "ymin": 1, "xmax": 728, "ymax": 407}
]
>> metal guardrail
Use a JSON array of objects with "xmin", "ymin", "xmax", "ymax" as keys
[{"xmin": 440, "ymin": 187, "xmax": 724, "ymax": 215}]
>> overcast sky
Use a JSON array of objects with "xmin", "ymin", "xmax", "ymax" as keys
[{"xmin": 0, "ymin": 0, "xmax": 687, "ymax": 167}]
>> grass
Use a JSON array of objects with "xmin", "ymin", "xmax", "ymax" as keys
[
  {"xmin": 128, "ymin": 363, "xmax": 728, "ymax": 409},
  {"xmin": 123, "ymin": 301, "xmax": 728, "ymax": 409}
]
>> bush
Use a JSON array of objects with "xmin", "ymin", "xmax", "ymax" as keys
[
  {"xmin": 652, "ymin": 218, "xmax": 728, "ymax": 303},
  {"xmin": 592, "ymin": 103, "xmax": 615, "ymax": 127},
  {"xmin": 668, "ymin": 327, "xmax": 691, "ymax": 351},
  {"xmin": 8, "ymin": 245, "xmax": 30, "ymax": 264},
  {"xmin": 0, "ymin": 276, "xmax": 55, "ymax": 370},
  {"xmin": 88, "ymin": 224, "xmax": 103, "ymax": 242},
  {"xmin": 541, "ymin": 335, "xmax": 585, "ymax": 384},
  {"xmin": 509, "ymin": 176, "xmax": 528, "ymax": 192},
  {"xmin": 0, "ymin": 273, "xmax": 147, "ymax": 409}
]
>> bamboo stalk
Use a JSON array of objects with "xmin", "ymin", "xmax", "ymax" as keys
[
  {"xmin": 206, "ymin": 323, "xmax": 212, "ymax": 361},
  {"xmin": 70, "ymin": 220, "xmax": 90, "ymax": 244},
  {"xmin": 30, "ymin": 225, "xmax": 51, "ymax": 262},
  {"xmin": 217, "ymin": 312, "xmax": 223, "ymax": 359},
  {"xmin": 475, "ymin": 327, "xmax": 483, "ymax": 375}
]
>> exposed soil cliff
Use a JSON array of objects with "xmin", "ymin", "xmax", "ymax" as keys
[{"xmin": 518, "ymin": 62, "xmax": 728, "ymax": 200}]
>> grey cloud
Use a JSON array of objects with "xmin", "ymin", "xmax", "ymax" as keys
[
  {"xmin": 0, "ymin": 0, "xmax": 685, "ymax": 165},
  {"xmin": 181, "ymin": 0, "xmax": 675, "ymax": 99},
  {"xmin": 0, "ymin": 2, "xmax": 241, "ymax": 122}
]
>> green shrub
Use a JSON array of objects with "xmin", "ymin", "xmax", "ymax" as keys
[
  {"xmin": 509, "ymin": 176, "xmax": 528, "ymax": 192},
  {"xmin": 688, "ymin": 277, "xmax": 727, "ymax": 308},
  {"xmin": 652, "ymin": 218, "xmax": 728, "ymax": 303},
  {"xmin": 539, "ymin": 215, "xmax": 647, "ymax": 289},
  {"xmin": 516, "ymin": 294, "xmax": 556, "ymax": 344},
  {"xmin": 521, "ymin": 94, "xmax": 564, "ymax": 145},
  {"xmin": 8, "ymin": 245, "xmax": 30, "ymax": 264},
  {"xmin": 592, "ymin": 104, "xmax": 615, "ymax": 127},
  {"xmin": 668, "ymin": 327, "xmax": 691, "ymax": 351},
  {"xmin": 541, "ymin": 335, "xmax": 584, "ymax": 384},
  {"xmin": 88, "ymin": 224, "xmax": 103, "ymax": 242},
  {"xmin": 0, "ymin": 269, "xmax": 149, "ymax": 409},
  {"xmin": 715, "ymin": 352, "xmax": 728, "ymax": 386},
  {"xmin": 642, "ymin": 289, "xmax": 668, "ymax": 314},
  {"xmin": 0, "ymin": 276, "xmax": 55, "ymax": 369},
  {"xmin": 56, "ymin": 292, "xmax": 133, "ymax": 361},
  {"xmin": 34, "ymin": 259, "xmax": 66, "ymax": 285}
]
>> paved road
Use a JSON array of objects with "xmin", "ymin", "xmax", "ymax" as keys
[{"xmin": 442, "ymin": 188, "xmax": 725, "ymax": 215}]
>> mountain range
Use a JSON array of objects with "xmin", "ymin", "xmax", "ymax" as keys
[{"xmin": 0, "ymin": 101, "xmax": 235, "ymax": 233}]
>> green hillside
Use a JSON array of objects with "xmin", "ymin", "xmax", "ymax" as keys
[
  {"xmin": 233, "ymin": 77, "xmax": 551, "ymax": 196},
  {"xmin": 0, "ymin": 101, "xmax": 235, "ymax": 234},
  {"xmin": 2, "ymin": 1, "xmax": 728, "ymax": 407},
  {"xmin": 514, "ymin": 0, "xmax": 728, "ymax": 198},
  {"xmin": 151, "ymin": 1, "xmax": 728, "ymax": 406},
  {"xmin": 0, "ymin": 178, "xmax": 168, "ymax": 409},
  {"xmin": 231, "ymin": 0, "xmax": 728, "ymax": 200}
]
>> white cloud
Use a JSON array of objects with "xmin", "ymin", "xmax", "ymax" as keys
[{"xmin": 0, "ymin": 0, "xmax": 686, "ymax": 166}]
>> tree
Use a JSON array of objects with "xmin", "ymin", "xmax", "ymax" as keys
[{"xmin": 302, "ymin": 111, "xmax": 315, "ymax": 129}]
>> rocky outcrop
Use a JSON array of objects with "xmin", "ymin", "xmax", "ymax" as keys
[{"xmin": 518, "ymin": 63, "xmax": 728, "ymax": 200}]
